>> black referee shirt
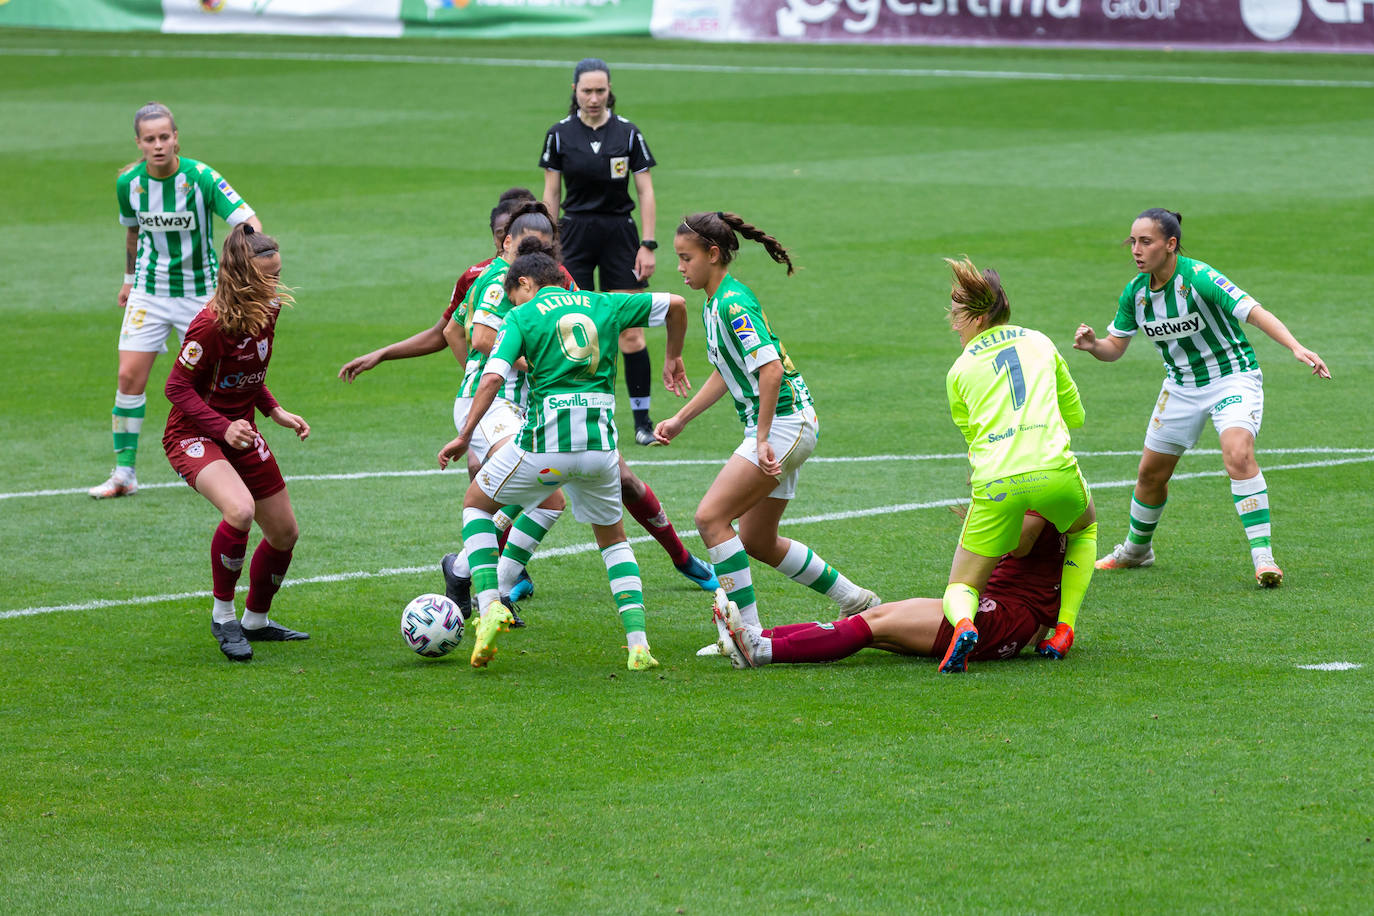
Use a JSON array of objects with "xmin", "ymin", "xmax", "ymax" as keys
[{"xmin": 539, "ymin": 112, "xmax": 656, "ymax": 215}]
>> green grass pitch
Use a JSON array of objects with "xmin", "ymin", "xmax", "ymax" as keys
[{"xmin": 1, "ymin": 28, "xmax": 1372, "ymax": 913}]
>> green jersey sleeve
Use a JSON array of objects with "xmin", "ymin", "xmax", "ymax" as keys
[
  {"xmin": 488, "ymin": 318, "xmax": 526, "ymax": 374},
  {"xmin": 1192, "ymin": 264, "xmax": 1259, "ymax": 322},
  {"xmin": 1109, "ymin": 280, "xmax": 1140, "ymax": 337},
  {"xmin": 116, "ymin": 170, "xmax": 137, "ymax": 227},
  {"xmin": 198, "ymin": 166, "xmax": 254, "ymax": 227},
  {"xmin": 607, "ymin": 291, "xmax": 658, "ymax": 330},
  {"xmin": 471, "ymin": 272, "xmax": 510, "ymax": 330}
]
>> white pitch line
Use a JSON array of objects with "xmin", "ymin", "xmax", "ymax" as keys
[
  {"xmin": 3, "ymin": 453, "xmax": 1371, "ymax": 621},
  {"xmin": 2, "ymin": 46, "xmax": 1371, "ymax": 90},
  {"xmin": 1295, "ymin": 662, "xmax": 1363, "ymax": 671},
  {"xmin": 3, "ymin": 447, "xmax": 1371, "ymax": 502}
]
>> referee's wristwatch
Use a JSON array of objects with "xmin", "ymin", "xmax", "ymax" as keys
[{"xmin": 639, "ymin": 239, "xmax": 658, "ymax": 251}]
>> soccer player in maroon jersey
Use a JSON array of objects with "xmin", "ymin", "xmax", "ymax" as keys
[
  {"xmin": 163, "ymin": 224, "xmax": 310, "ymax": 662},
  {"xmin": 716, "ymin": 512, "xmax": 1073, "ymax": 668}
]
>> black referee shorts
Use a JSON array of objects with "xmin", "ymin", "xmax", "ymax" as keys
[{"xmin": 560, "ymin": 213, "xmax": 646, "ymax": 292}]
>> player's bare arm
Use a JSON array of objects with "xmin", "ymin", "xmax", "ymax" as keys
[
  {"xmin": 1244, "ymin": 305, "xmax": 1331, "ymax": 378},
  {"xmin": 1073, "ymin": 324, "xmax": 1129, "ymax": 361}
]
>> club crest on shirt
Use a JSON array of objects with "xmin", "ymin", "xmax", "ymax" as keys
[
  {"xmin": 610, "ymin": 156, "xmax": 628, "ymax": 179},
  {"xmin": 256, "ymin": 339, "xmax": 269, "ymax": 361},
  {"xmin": 179, "ymin": 340, "xmax": 203, "ymax": 368}
]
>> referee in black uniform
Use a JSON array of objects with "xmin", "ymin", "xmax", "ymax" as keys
[{"xmin": 541, "ymin": 57, "xmax": 661, "ymax": 446}]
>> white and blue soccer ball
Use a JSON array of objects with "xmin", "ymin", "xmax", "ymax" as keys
[{"xmin": 401, "ymin": 593, "xmax": 464, "ymax": 658}]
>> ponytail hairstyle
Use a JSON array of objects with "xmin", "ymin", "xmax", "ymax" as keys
[
  {"xmin": 501, "ymin": 200, "xmax": 561, "ymax": 262},
  {"xmin": 568, "ymin": 57, "xmax": 617, "ymax": 117},
  {"xmin": 1134, "ymin": 207, "xmax": 1184, "ymax": 253},
  {"xmin": 210, "ymin": 223, "xmax": 291, "ymax": 338},
  {"xmin": 121, "ymin": 101, "xmax": 180, "ymax": 175},
  {"xmin": 489, "ymin": 187, "xmax": 536, "ymax": 234},
  {"xmin": 945, "ymin": 256, "xmax": 1011, "ymax": 328},
  {"xmin": 676, "ymin": 211, "xmax": 794, "ymax": 276},
  {"xmin": 503, "ymin": 234, "xmax": 565, "ymax": 296}
]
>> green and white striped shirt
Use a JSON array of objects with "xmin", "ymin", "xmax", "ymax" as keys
[
  {"xmin": 1110, "ymin": 256, "xmax": 1260, "ymax": 388},
  {"xmin": 116, "ymin": 157, "xmax": 254, "ymax": 298},
  {"xmin": 457, "ymin": 257, "xmax": 527, "ymax": 404},
  {"xmin": 486, "ymin": 286, "xmax": 668, "ymax": 453},
  {"xmin": 703, "ymin": 274, "xmax": 813, "ymax": 430}
]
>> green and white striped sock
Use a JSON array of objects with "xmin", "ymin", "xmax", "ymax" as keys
[
  {"xmin": 1125, "ymin": 494, "xmax": 1166, "ymax": 553},
  {"xmin": 708, "ymin": 535, "xmax": 759, "ymax": 628},
  {"xmin": 461, "ymin": 507, "xmax": 501, "ymax": 615},
  {"xmin": 112, "ymin": 391, "xmax": 146, "ymax": 473},
  {"xmin": 601, "ymin": 541, "xmax": 646, "ymax": 641},
  {"xmin": 498, "ymin": 506, "xmax": 562, "ymax": 593},
  {"xmin": 773, "ymin": 538, "xmax": 859, "ymax": 605},
  {"xmin": 1231, "ymin": 472, "xmax": 1272, "ymax": 562}
]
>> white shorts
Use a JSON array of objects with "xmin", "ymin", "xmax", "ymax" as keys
[
  {"xmin": 1143, "ymin": 371, "xmax": 1264, "ymax": 457},
  {"xmin": 119, "ymin": 289, "xmax": 209, "ymax": 353},
  {"xmin": 476, "ymin": 441, "xmax": 623, "ymax": 526},
  {"xmin": 453, "ymin": 395, "xmax": 524, "ymax": 465},
  {"xmin": 734, "ymin": 405, "xmax": 819, "ymax": 501}
]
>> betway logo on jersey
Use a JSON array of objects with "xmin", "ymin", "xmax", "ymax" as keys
[
  {"xmin": 137, "ymin": 211, "xmax": 198, "ymax": 233},
  {"xmin": 544, "ymin": 392, "xmax": 615, "ymax": 412},
  {"xmin": 1141, "ymin": 313, "xmax": 1202, "ymax": 341}
]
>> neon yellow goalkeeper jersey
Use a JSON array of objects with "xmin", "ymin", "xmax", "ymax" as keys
[{"xmin": 945, "ymin": 324, "xmax": 1085, "ymax": 488}]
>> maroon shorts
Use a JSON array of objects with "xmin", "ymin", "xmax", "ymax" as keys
[
  {"xmin": 164, "ymin": 430, "xmax": 286, "ymax": 500},
  {"xmin": 933, "ymin": 595, "xmax": 1049, "ymax": 662}
]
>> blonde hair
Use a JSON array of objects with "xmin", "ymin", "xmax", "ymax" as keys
[
  {"xmin": 945, "ymin": 256, "xmax": 1010, "ymax": 327},
  {"xmin": 210, "ymin": 224, "xmax": 292, "ymax": 337}
]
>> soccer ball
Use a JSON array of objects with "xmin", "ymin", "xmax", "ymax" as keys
[{"xmin": 401, "ymin": 593, "xmax": 465, "ymax": 658}]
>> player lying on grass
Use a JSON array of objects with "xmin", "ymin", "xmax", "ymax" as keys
[
  {"xmin": 716, "ymin": 511, "xmax": 1070, "ymax": 668},
  {"xmin": 438, "ymin": 237, "xmax": 691, "ymax": 671}
]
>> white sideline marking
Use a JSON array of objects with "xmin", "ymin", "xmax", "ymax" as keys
[
  {"xmin": 1296, "ymin": 662, "xmax": 1363, "ymax": 671},
  {"xmin": 4, "ymin": 447, "xmax": 1371, "ymax": 502},
  {"xmin": 2, "ymin": 46, "xmax": 1372, "ymax": 90},
  {"xmin": 3, "ymin": 451, "xmax": 1371, "ymax": 620}
]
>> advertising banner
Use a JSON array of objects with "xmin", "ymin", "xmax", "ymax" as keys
[
  {"xmin": 161, "ymin": 1, "xmax": 403, "ymax": 37},
  {"xmin": 0, "ymin": 0, "xmax": 653, "ymax": 37},
  {"xmin": 0, "ymin": 0, "xmax": 163, "ymax": 30},
  {"xmin": 400, "ymin": 0, "xmax": 653, "ymax": 37},
  {"xmin": 650, "ymin": 0, "xmax": 1374, "ymax": 51}
]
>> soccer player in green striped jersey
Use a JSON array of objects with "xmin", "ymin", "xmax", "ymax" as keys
[
  {"xmin": 659, "ymin": 211, "xmax": 879, "ymax": 653},
  {"xmin": 1075, "ymin": 209, "xmax": 1330, "ymax": 587},
  {"xmin": 91, "ymin": 102, "xmax": 261, "ymax": 500},
  {"xmin": 942, "ymin": 257, "xmax": 1098, "ymax": 671},
  {"xmin": 438, "ymin": 238, "xmax": 691, "ymax": 671}
]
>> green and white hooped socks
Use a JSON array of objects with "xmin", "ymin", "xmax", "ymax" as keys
[{"xmin": 112, "ymin": 391, "xmax": 146, "ymax": 477}]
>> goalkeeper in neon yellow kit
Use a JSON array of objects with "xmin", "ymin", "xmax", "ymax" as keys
[{"xmin": 939, "ymin": 257, "xmax": 1098, "ymax": 672}]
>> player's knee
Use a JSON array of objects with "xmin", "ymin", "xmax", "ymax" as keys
[
  {"xmin": 222, "ymin": 502, "xmax": 255, "ymax": 531},
  {"xmin": 741, "ymin": 532, "xmax": 785, "ymax": 566},
  {"xmin": 116, "ymin": 369, "xmax": 148, "ymax": 394},
  {"xmin": 272, "ymin": 524, "xmax": 300, "ymax": 551},
  {"xmin": 620, "ymin": 474, "xmax": 644, "ymax": 502}
]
